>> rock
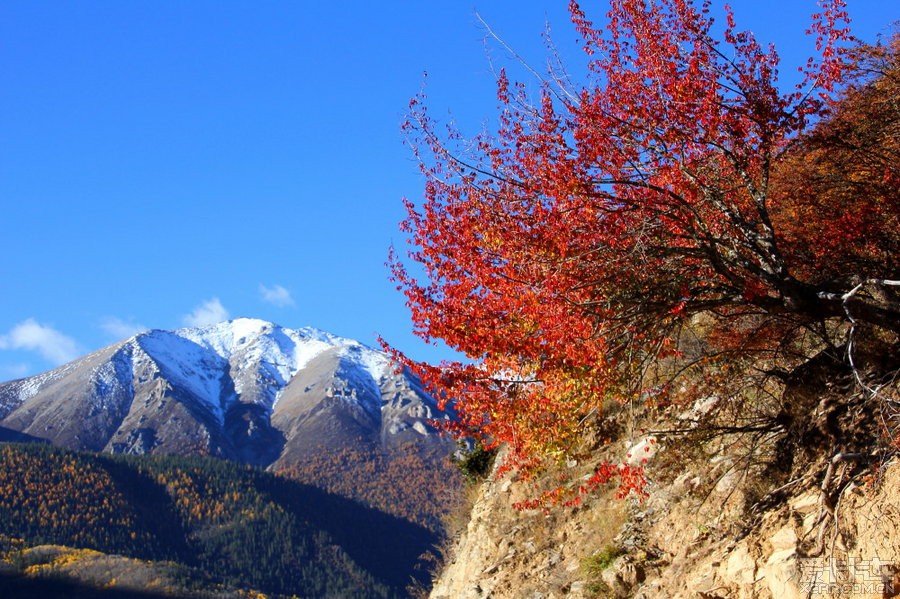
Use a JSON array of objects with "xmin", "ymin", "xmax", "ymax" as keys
[
  {"xmin": 789, "ymin": 492, "xmax": 819, "ymax": 514},
  {"xmin": 720, "ymin": 542, "xmax": 756, "ymax": 585},
  {"xmin": 769, "ymin": 526, "xmax": 798, "ymax": 552},
  {"xmin": 429, "ymin": 425, "xmax": 900, "ymax": 599},
  {"xmin": 678, "ymin": 395, "xmax": 718, "ymax": 420},
  {"xmin": 685, "ymin": 563, "xmax": 718, "ymax": 596},
  {"xmin": 800, "ymin": 510, "xmax": 819, "ymax": 535},
  {"xmin": 618, "ymin": 559, "xmax": 645, "ymax": 587},
  {"xmin": 625, "ymin": 437, "xmax": 659, "ymax": 466},
  {"xmin": 672, "ymin": 471, "xmax": 697, "ymax": 494},
  {"xmin": 714, "ymin": 468, "xmax": 741, "ymax": 494},
  {"xmin": 601, "ymin": 568, "xmax": 627, "ymax": 598},
  {"xmin": 763, "ymin": 549, "xmax": 805, "ymax": 599}
]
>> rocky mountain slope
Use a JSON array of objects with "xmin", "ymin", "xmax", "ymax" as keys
[
  {"xmin": 0, "ymin": 318, "xmax": 460, "ymax": 530},
  {"xmin": 432, "ymin": 409, "xmax": 900, "ymax": 598},
  {"xmin": 0, "ymin": 318, "xmax": 447, "ymax": 461},
  {"xmin": 433, "ymin": 449, "xmax": 899, "ymax": 599}
]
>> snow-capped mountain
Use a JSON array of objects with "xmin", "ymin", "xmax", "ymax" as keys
[{"xmin": 0, "ymin": 318, "xmax": 450, "ymax": 469}]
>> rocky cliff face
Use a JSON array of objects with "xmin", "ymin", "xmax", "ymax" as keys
[{"xmin": 432, "ymin": 441, "xmax": 900, "ymax": 598}]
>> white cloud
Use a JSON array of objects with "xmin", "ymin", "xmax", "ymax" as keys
[
  {"xmin": 0, "ymin": 318, "xmax": 82, "ymax": 365},
  {"xmin": 182, "ymin": 298, "xmax": 230, "ymax": 327},
  {"xmin": 259, "ymin": 284, "xmax": 295, "ymax": 308},
  {"xmin": 100, "ymin": 316, "xmax": 148, "ymax": 340}
]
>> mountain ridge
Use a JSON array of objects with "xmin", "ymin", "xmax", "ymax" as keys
[
  {"xmin": 0, "ymin": 318, "xmax": 461, "ymax": 531},
  {"xmin": 0, "ymin": 317, "xmax": 447, "ymax": 457}
]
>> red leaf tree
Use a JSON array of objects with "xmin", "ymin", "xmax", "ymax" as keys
[{"xmin": 390, "ymin": 0, "xmax": 899, "ymax": 506}]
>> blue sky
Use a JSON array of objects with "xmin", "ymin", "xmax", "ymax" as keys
[{"xmin": 0, "ymin": 1, "xmax": 895, "ymax": 380}]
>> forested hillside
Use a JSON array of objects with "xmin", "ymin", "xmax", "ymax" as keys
[
  {"xmin": 0, "ymin": 443, "xmax": 438, "ymax": 598},
  {"xmin": 277, "ymin": 442, "xmax": 463, "ymax": 534}
]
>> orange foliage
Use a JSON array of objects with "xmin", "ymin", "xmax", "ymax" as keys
[
  {"xmin": 773, "ymin": 32, "xmax": 900, "ymax": 284},
  {"xmin": 277, "ymin": 443, "xmax": 463, "ymax": 533}
]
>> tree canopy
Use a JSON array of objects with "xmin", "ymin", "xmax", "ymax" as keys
[{"xmin": 391, "ymin": 0, "xmax": 899, "ymax": 506}]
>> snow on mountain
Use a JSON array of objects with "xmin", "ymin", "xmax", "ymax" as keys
[
  {"xmin": 0, "ymin": 318, "xmax": 462, "ymax": 546},
  {"xmin": 1, "ymin": 318, "xmax": 393, "ymax": 416},
  {"xmin": 15, "ymin": 361, "xmax": 78, "ymax": 403},
  {"xmin": 136, "ymin": 330, "xmax": 231, "ymax": 421},
  {"xmin": 0, "ymin": 317, "xmax": 447, "ymax": 467},
  {"xmin": 164, "ymin": 317, "xmax": 392, "ymax": 413},
  {"xmin": 21, "ymin": 317, "xmax": 399, "ymax": 426},
  {"xmin": 87, "ymin": 345, "xmax": 135, "ymax": 417},
  {"xmin": 175, "ymin": 318, "xmax": 341, "ymax": 366}
]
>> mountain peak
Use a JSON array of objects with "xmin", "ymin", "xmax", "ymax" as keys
[
  {"xmin": 170, "ymin": 318, "xmax": 357, "ymax": 359},
  {"xmin": 0, "ymin": 317, "xmax": 459, "ymax": 546},
  {"xmin": 0, "ymin": 317, "xmax": 445, "ymax": 465},
  {"xmin": 179, "ymin": 317, "xmax": 275, "ymax": 338}
]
